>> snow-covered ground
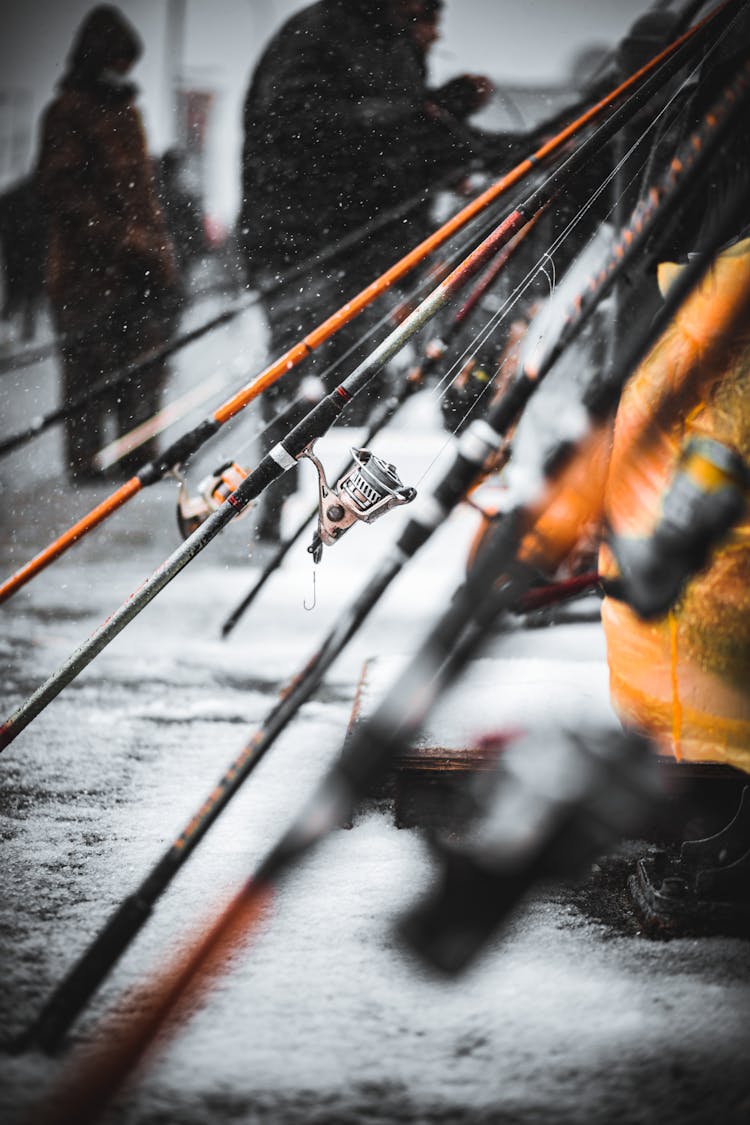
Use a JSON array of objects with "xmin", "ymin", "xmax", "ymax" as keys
[{"xmin": 1, "ymin": 283, "xmax": 749, "ymax": 1124}]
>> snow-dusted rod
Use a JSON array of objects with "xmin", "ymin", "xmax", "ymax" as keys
[
  {"xmin": 19, "ymin": 63, "xmax": 748, "ymax": 1053},
  {"xmin": 220, "ymin": 369, "xmax": 425, "ymax": 638},
  {"xmin": 0, "ymin": 21, "xmax": 721, "ymax": 753},
  {"xmin": 29, "ymin": 176, "xmax": 750, "ymax": 1125},
  {"xmin": 220, "ymin": 215, "xmax": 542, "ymax": 638},
  {"xmin": 0, "ymin": 10, "xmax": 720, "ymax": 608}
]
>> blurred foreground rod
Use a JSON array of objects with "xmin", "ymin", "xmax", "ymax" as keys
[
  {"xmin": 0, "ymin": 9, "xmax": 725, "ymax": 750},
  {"xmin": 18, "ymin": 54, "xmax": 750, "ymax": 1059},
  {"xmin": 0, "ymin": 3, "xmax": 723, "ymax": 606},
  {"xmin": 25, "ymin": 136, "xmax": 750, "ymax": 1125}
]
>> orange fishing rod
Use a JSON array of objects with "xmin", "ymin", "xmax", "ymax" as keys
[{"xmin": 0, "ymin": 2, "xmax": 725, "ymax": 607}]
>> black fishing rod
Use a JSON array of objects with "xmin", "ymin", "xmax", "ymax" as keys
[
  {"xmin": 0, "ymin": 9, "xmax": 731, "ymax": 752},
  {"xmin": 220, "ymin": 214, "xmax": 543, "ymax": 639},
  {"xmin": 220, "ymin": 369, "xmax": 424, "ymax": 638},
  {"xmin": 19, "ymin": 55, "xmax": 749, "ymax": 1053},
  {"xmin": 27, "ymin": 152, "xmax": 750, "ymax": 1125}
]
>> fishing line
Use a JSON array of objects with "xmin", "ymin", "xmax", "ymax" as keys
[
  {"xmin": 440, "ymin": 2, "xmax": 737, "ymax": 409},
  {"xmin": 426, "ymin": 149, "xmax": 632, "ymax": 414},
  {"xmin": 415, "ymin": 25, "xmax": 737, "ymax": 484},
  {"xmin": 222, "ymin": 191, "xmax": 526, "ymax": 463},
  {"xmin": 217, "ymin": 5, "xmax": 730, "ymax": 474}
]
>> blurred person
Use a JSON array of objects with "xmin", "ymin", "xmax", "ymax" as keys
[
  {"xmin": 155, "ymin": 148, "xmax": 207, "ymax": 274},
  {"xmin": 36, "ymin": 4, "xmax": 179, "ymax": 483},
  {"xmin": 409, "ymin": 0, "xmax": 493, "ymax": 126},
  {"xmin": 0, "ymin": 173, "xmax": 47, "ymax": 341},
  {"xmin": 240, "ymin": 0, "xmax": 513, "ymax": 543}
]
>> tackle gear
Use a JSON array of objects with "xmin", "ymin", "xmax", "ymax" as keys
[
  {"xmin": 33, "ymin": 187, "xmax": 747, "ymax": 1116},
  {"xmin": 2, "ymin": 22, "xmax": 711, "ymax": 752},
  {"xmin": 19, "ymin": 115, "xmax": 749, "ymax": 1064},
  {"xmin": 304, "ymin": 445, "xmax": 416, "ymax": 563},
  {"xmin": 222, "ymin": 367, "xmax": 426, "ymax": 636},
  {"xmin": 176, "ymin": 461, "xmax": 251, "ymax": 540},
  {"xmin": 0, "ymin": 7, "xmax": 722, "ymax": 604}
]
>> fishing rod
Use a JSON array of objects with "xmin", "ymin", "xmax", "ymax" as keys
[
  {"xmin": 19, "ymin": 57, "xmax": 748, "ymax": 1053},
  {"xmin": 0, "ymin": 160, "xmax": 475, "ymax": 384},
  {"xmin": 0, "ymin": 15, "xmax": 721, "ymax": 752},
  {"xmin": 94, "ymin": 251, "xmax": 461, "ymax": 476},
  {"xmin": 28, "ymin": 158, "xmax": 750, "ymax": 1125},
  {"xmin": 220, "ymin": 216, "xmax": 543, "ymax": 639},
  {"xmin": 0, "ymin": 9, "xmax": 737, "ymax": 755},
  {"xmin": 220, "ymin": 369, "xmax": 424, "ymax": 638},
  {"xmin": 0, "ymin": 6, "xmax": 720, "ymax": 606},
  {"xmin": 0, "ymin": 176, "xmax": 471, "ymax": 456},
  {"xmin": 92, "ymin": 257, "xmax": 450, "ymax": 475}
]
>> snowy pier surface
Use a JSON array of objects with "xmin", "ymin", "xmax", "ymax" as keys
[{"xmin": 1, "ymin": 294, "xmax": 749, "ymax": 1124}]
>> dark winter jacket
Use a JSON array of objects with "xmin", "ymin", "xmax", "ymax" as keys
[
  {"xmin": 0, "ymin": 174, "xmax": 46, "ymax": 329},
  {"xmin": 36, "ymin": 6, "xmax": 176, "ymax": 328},
  {"xmin": 239, "ymin": 0, "xmax": 484, "ymax": 271}
]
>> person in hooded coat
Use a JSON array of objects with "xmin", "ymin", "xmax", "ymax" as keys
[
  {"xmin": 36, "ymin": 4, "xmax": 179, "ymax": 482},
  {"xmin": 239, "ymin": 0, "xmax": 505, "ymax": 542}
]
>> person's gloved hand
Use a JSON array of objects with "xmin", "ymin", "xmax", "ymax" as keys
[{"xmin": 433, "ymin": 73, "xmax": 494, "ymax": 120}]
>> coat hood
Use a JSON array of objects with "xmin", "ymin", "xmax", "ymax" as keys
[{"xmin": 66, "ymin": 5, "xmax": 142, "ymax": 82}]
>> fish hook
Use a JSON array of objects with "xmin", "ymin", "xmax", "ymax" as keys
[{"xmin": 303, "ymin": 569, "xmax": 317, "ymax": 611}]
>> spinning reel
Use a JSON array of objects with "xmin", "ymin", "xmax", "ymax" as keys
[
  {"xmin": 176, "ymin": 460, "xmax": 250, "ymax": 539},
  {"xmin": 302, "ymin": 444, "xmax": 417, "ymax": 563}
]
